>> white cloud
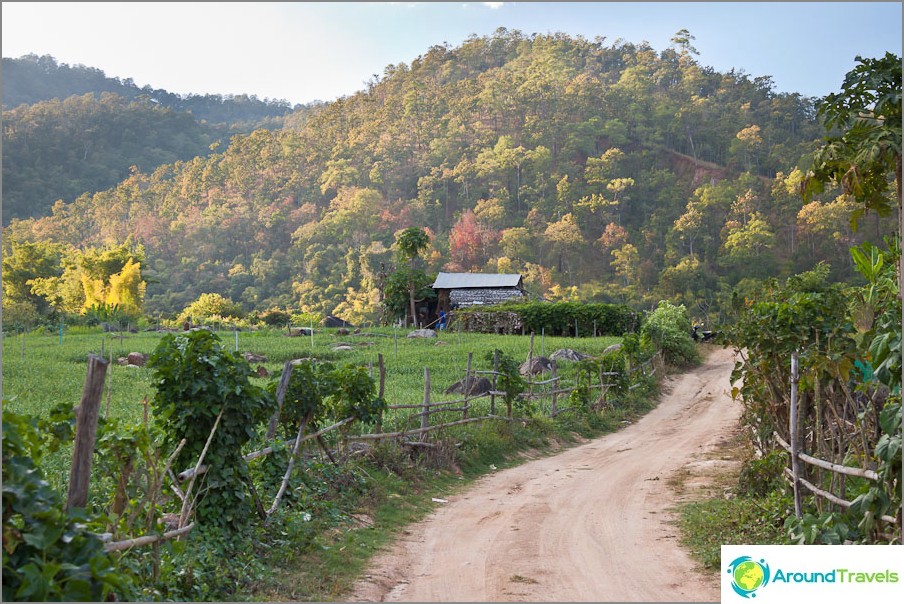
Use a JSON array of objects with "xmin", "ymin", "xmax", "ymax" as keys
[{"xmin": 482, "ymin": 2, "xmax": 505, "ymax": 8}]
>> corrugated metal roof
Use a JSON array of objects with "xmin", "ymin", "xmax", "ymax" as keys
[{"xmin": 432, "ymin": 272, "xmax": 523, "ymax": 289}]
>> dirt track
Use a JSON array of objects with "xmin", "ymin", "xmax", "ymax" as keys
[{"xmin": 347, "ymin": 346, "xmax": 742, "ymax": 602}]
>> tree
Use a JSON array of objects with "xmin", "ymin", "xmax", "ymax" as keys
[
  {"xmin": 395, "ymin": 227, "xmax": 430, "ymax": 326},
  {"xmin": 804, "ymin": 52, "xmax": 902, "ymax": 228},
  {"xmin": 447, "ymin": 210, "xmax": 499, "ymax": 271},
  {"xmin": 1, "ymin": 239, "xmax": 61, "ymax": 316},
  {"xmin": 178, "ymin": 293, "xmax": 244, "ymax": 325}
]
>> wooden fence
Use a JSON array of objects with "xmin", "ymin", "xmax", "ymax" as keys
[
  {"xmin": 775, "ymin": 351, "xmax": 900, "ymax": 542},
  {"xmin": 66, "ymin": 348, "xmax": 662, "ymax": 552}
]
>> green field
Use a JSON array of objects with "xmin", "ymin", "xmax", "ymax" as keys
[{"xmin": 2, "ymin": 325, "xmax": 619, "ymax": 478}]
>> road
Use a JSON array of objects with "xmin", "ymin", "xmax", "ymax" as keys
[{"xmin": 347, "ymin": 345, "xmax": 742, "ymax": 602}]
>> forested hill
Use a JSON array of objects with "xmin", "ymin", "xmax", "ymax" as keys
[
  {"xmin": 2, "ymin": 54, "xmax": 304, "ymax": 124},
  {"xmin": 4, "ymin": 30, "xmax": 895, "ymax": 323},
  {"xmin": 1, "ymin": 54, "xmax": 319, "ymax": 224}
]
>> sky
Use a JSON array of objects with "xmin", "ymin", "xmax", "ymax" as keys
[{"xmin": 1, "ymin": 2, "xmax": 902, "ymax": 106}]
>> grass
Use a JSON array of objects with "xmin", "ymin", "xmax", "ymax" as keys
[
  {"xmin": 3, "ymin": 324, "xmax": 662, "ymax": 601},
  {"xmin": 670, "ymin": 430, "xmax": 792, "ymax": 570},
  {"xmin": 3, "ymin": 324, "xmax": 620, "ymax": 415}
]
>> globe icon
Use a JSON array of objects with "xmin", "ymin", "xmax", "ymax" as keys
[{"xmin": 733, "ymin": 560, "xmax": 765, "ymax": 592}]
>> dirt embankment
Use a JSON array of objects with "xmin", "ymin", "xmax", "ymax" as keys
[{"xmin": 347, "ymin": 345, "xmax": 743, "ymax": 602}]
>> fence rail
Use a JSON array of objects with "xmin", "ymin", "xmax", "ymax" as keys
[
  {"xmin": 773, "ymin": 433, "xmax": 896, "ymax": 526},
  {"xmin": 67, "ymin": 345, "xmax": 662, "ymax": 552}
]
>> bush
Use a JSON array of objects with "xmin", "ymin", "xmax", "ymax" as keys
[
  {"xmin": 257, "ymin": 308, "xmax": 292, "ymax": 327},
  {"xmin": 640, "ymin": 300, "xmax": 700, "ymax": 367},
  {"xmin": 147, "ymin": 330, "xmax": 274, "ymax": 532},
  {"xmin": 737, "ymin": 450, "xmax": 788, "ymax": 497},
  {"xmin": 2, "ymin": 407, "xmax": 136, "ymax": 601},
  {"xmin": 177, "ymin": 293, "xmax": 244, "ymax": 325},
  {"xmin": 458, "ymin": 301, "xmax": 638, "ymax": 336}
]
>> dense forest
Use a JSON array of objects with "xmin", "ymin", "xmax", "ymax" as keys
[
  {"xmin": 2, "ymin": 54, "xmax": 304, "ymax": 124},
  {"xmin": 2, "ymin": 29, "xmax": 898, "ymax": 326}
]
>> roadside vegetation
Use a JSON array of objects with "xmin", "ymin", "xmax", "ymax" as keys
[{"xmin": 677, "ymin": 51, "xmax": 902, "ymax": 569}]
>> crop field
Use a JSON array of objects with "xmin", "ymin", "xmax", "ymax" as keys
[{"xmin": 2, "ymin": 324, "xmax": 620, "ymax": 484}]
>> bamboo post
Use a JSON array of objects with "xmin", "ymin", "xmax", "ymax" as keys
[
  {"xmin": 267, "ymin": 413, "xmax": 311, "ymax": 517},
  {"xmin": 541, "ymin": 327, "xmax": 545, "ymax": 357},
  {"xmin": 463, "ymin": 352, "xmax": 472, "ymax": 420},
  {"xmin": 376, "ymin": 353, "xmax": 385, "ymax": 434},
  {"xmin": 528, "ymin": 332, "xmax": 535, "ymax": 401},
  {"xmin": 790, "ymin": 351, "xmax": 802, "ymax": 519},
  {"xmin": 234, "ymin": 323, "xmax": 239, "ymax": 352},
  {"xmin": 574, "ymin": 318, "xmax": 578, "ymax": 338},
  {"xmin": 491, "ymin": 350, "xmax": 498, "ymax": 415},
  {"xmin": 266, "ymin": 361, "xmax": 295, "ymax": 439},
  {"xmin": 66, "ymin": 355, "xmax": 109, "ymax": 511},
  {"xmin": 550, "ymin": 363, "xmax": 558, "ymax": 417},
  {"xmin": 179, "ymin": 407, "xmax": 225, "ymax": 529},
  {"xmin": 104, "ymin": 349, "xmax": 114, "ymax": 418},
  {"xmin": 420, "ymin": 367, "xmax": 431, "ymax": 442}
]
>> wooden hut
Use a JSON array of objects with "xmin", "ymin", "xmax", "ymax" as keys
[{"xmin": 432, "ymin": 272, "xmax": 525, "ymax": 315}]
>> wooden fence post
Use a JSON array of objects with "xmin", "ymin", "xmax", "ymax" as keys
[
  {"xmin": 463, "ymin": 352, "xmax": 472, "ymax": 420},
  {"xmin": 790, "ymin": 351, "xmax": 802, "ymax": 519},
  {"xmin": 267, "ymin": 361, "xmax": 295, "ymax": 439},
  {"xmin": 376, "ymin": 353, "xmax": 385, "ymax": 434},
  {"xmin": 66, "ymin": 355, "xmax": 109, "ymax": 511},
  {"xmin": 420, "ymin": 367, "xmax": 431, "ymax": 442},
  {"xmin": 491, "ymin": 350, "xmax": 498, "ymax": 415},
  {"xmin": 528, "ymin": 332, "xmax": 535, "ymax": 401},
  {"xmin": 550, "ymin": 363, "xmax": 558, "ymax": 417}
]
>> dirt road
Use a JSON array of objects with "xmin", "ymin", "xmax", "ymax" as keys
[{"xmin": 348, "ymin": 346, "xmax": 742, "ymax": 602}]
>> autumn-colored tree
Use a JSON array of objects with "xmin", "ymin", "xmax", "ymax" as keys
[{"xmin": 447, "ymin": 210, "xmax": 500, "ymax": 271}]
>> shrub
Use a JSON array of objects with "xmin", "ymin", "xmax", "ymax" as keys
[
  {"xmin": 458, "ymin": 301, "xmax": 638, "ymax": 336},
  {"xmin": 258, "ymin": 308, "xmax": 292, "ymax": 327},
  {"xmin": 737, "ymin": 450, "xmax": 788, "ymax": 497},
  {"xmin": 2, "ymin": 406, "xmax": 135, "ymax": 601},
  {"xmin": 147, "ymin": 330, "xmax": 274, "ymax": 532},
  {"xmin": 177, "ymin": 293, "xmax": 244, "ymax": 325},
  {"xmin": 640, "ymin": 300, "xmax": 700, "ymax": 366}
]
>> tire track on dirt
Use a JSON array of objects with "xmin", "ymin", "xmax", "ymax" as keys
[{"xmin": 348, "ymin": 346, "xmax": 741, "ymax": 602}]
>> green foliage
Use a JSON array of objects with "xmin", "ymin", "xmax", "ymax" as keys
[
  {"xmin": 270, "ymin": 360, "xmax": 335, "ymax": 436},
  {"xmin": 269, "ymin": 359, "xmax": 385, "ymax": 441},
  {"xmin": 9, "ymin": 30, "xmax": 882, "ymax": 326},
  {"xmin": 736, "ymin": 450, "xmax": 788, "ymax": 497},
  {"xmin": 485, "ymin": 349, "xmax": 527, "ymax": 414},
  {"xmin": 325, "ymin": 364, "xmax": 386, "ymax": 425},
  {"xmin": 805, "ymin": 51, "xmax": 901, "ymax": 226},
  {"xmin": 395, "ymin": 227, "xmax": 430, "ymax": 263},
  {"xmin": 147, "ymin": 330, "xmax": 274, "ymax": 531},
  {"xmin": 382, "ymin": 267, "xmax": 436, "ymax": 323},
  {"xmin": 785, "ymin": 512, "xmax": 853, "ymax": 545},
  {"xmin": 258, "ymin": 307, "xmax": 292, "ymax": 327},
  {"xmin": 569, "ymin": 359, "xmax": 597, "ymax": 410},
  {"xmin": 847, "ymin": 398, "xmax": 902, "ymax": 541},
  {"xmin": 639, "ymin": 300, "xmax": 699, "ymax": 367},
  {"xmin": 459, "ymin": 301, "xmax": 638, "ymax": 336},
  {"xmin": 2, "ymin": 405, "xmax": 136, "ymax": 601},
  {"xmin": 177, "ymin": 292, "xmax": 244, "ymax": 325}
]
